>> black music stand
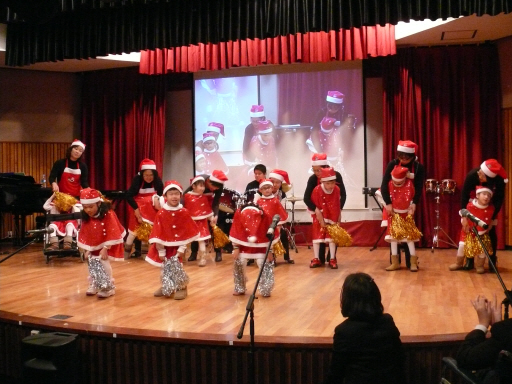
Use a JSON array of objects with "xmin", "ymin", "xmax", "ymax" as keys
[{"xmin": 362, "ymin": 188, "xmax": 387, "ymax": 251}]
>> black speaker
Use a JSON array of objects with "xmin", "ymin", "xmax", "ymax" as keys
[{"xmin": 21, "ymin": 332, "xmax": 78, "ymax": 384}]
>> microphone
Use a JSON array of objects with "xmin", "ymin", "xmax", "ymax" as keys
[
  {"xmin": 266, "ymin": 214, "xmax": 280, "ymax": 239},
  {"xmin": 26, "ymin": 227, "xmax": 55, "ymax": 236},
  {"xmin": 461, "ymin": 209, "xmax": 489, "ymax": 230}
]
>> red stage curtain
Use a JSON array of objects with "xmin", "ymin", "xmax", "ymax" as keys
[
  {"xmin": 81, "ymin": 67, "xmax": 167, "ymax": 226},
  {"xmin": 382, "ymin": 45, "xmax": 504, "ymax": 249},
  {"xmin": 139, "ymin": 25, "xmax": 395, "ymax": 74}
]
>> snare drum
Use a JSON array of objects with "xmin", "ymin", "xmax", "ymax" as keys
[
  {"xmin": 425, "ymin": 179, "xmax": 438, "ymax": 193},
  {"xmin": 219, "ymin": 188, "xmax": 240, "ymax": 213},
  {"xmin": 441, "ymin": 179, "xmax": 457, "ymax": 194}
]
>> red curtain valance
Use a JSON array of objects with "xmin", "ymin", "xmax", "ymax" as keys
[{"xmin": 139, "ymin": 24, "xmax": 395, "ymax": 74}]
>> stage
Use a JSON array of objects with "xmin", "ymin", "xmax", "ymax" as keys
[{"xmin": 1, "ymin": 243, "xmax": 511, "ymax": 383}]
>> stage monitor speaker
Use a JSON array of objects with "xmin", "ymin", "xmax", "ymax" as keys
[{"xmin": 21, "ymin": 332, "xmax": 78, "ymax": 384}]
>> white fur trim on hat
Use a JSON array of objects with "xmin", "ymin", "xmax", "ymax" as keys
[
  {"xmin": 480, "ymin": 161, "xmax": 496, "ymax": 178},
  {"xmin": 320, "ymin": 175, "xmax": 336, "ymax": 182},
  {"xmin": 396, "ymin": 144, "xmax": 415, "ymax": 153},
  {"xmin": 259, "ymin": 180, "xmax": 273, "ymax": 189},
  {"xmin": 476, "ymin": 186, "xmax": 493, "ymax": 196},
  {"xmin": 163, "ymin": 183, "xmax": 183, "ymax": 195},
  {"xmin": 191, "ymin": 176, "xmax": 205, "ymax": 185},
  {"xmin": 311, "ymin": 159, "xmax": 328, "ymax": 166},
  {"xmin": 268, "ymin": 172, "xmax": 284, "ymax": 182},
  {"xmin": 80, "ymin": 197, "xmax": 101, "ymax": 204},
  {"xmin": 209, "ymin": 175, "xmax": 224, "ymax": 184},
  {"xmin": 72, "ymin": 140, "xmax": 86, "ymax": 150}
]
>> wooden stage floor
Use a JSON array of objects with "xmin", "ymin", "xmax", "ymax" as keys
[{"xmin": 1, "ymin": 243, "xmax": 511, "ymax": 345}]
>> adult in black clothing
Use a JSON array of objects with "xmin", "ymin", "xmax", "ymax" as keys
[
  {"xmin": 49, "ymin": 139, "xmax": 89, "ymax": 197},
  {"xmin": 323, "ymin": 273, "xmax": 405, "ymax": 384},
  {"xmin": 184, "ymin": 170, "xmax": 228, "ymax": 262},
  {"xmin": 244, "ymin": 163, "xmax": 267, "ymax": 194},
  {"xmin": 380, "ymin": 140, "xmax": 425, "ymax": 271},
  {"xmin": 456, "ymin": 294, "xmax": 512, "ymax": 382},
  {"xmin": 460, "ymin": 159, "xmax": 508, "ymax": 269},
  {"xmin": 304, "ymin": 153, "xmax": 346, "ymax": 266},
  {"xmin": 124, "ymin": 159, "xmax": 164, "ymax": 259}
]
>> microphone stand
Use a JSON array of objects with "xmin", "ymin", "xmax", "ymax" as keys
[
  {"xmin": 236, "ymin": 236, "xmax": 274, "ymax": 384},
  {"xmin": 471, "ymin": 226, "xmax": 512, "ymax": 319},
  {"xmin": 0, "ymin": 235, "xmax": 40, "ymax": 264}
]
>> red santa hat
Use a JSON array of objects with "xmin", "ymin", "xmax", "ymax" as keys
[
  {"xmin": 396, "ymin": 140, "xmax": 418, "ymax": 154},
  {"xmin": 391, "ymin": 165, "xmax": 409, "ymax": 182},
  {"xmin": 207, "ymin": 122, "xmax": 225, "ymax": 136},
  {"xmin": 250, "ymin": 105, "xmax": 265, "ymax": 118},
  {"xmin": 190, "ymin": 176, "xmax": 205, "ymax": 185},
  {"xmin": 80, "ymin": 188, "xmax": 101, "ymax": 204},
  {"xmin": 256, "ymin": 120, "xmax": 272, "ymax": 134},
  {"xmin": 326, "ymin": 91, "xmax": 344, "ymax": 104},
  {"xmin": 320, "ymin": 167, "xmax": 336, "ymax": 182},
  {"xmin": 139, "ymin": 158, "xmax": 156, "ymax": 171},
  {"xmin": 269, "ymin": 169, "xmax": 290, "ymax": 185},
  {"xmin": 311, "ymin": 153, "xmax": 328, "ymax": 166},
  {"xmin": 163, "ymin": 180, "xmax": 183, "ymax": 195},
  {"xmin": 320, "ymin": 117, "xmax": 337, "ymax": 132},
  {"xmin": 476, "ymin": 185, "xmax": 493, "ymax": 196},
  {"xmin": 480, "ymin": 159, "xmax": 508, "ymax": 183},
  {"xmin": 71, "ymin": 139, "xmax": 86, "ymax": 150},
  {"xmin": 209, "ymin": 170, "xmax": 228, "ymax": 184},
  {"xmin": 258, "ymin": 179, "xmax": 274, "ymax": 189},
  {"xmin": 202, "ymin": 132, "xmax": 217, "ymax": 143}
]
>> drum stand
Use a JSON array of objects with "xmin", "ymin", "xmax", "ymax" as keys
[
  {"xmin": 283, "ymin": 197, "xmax": 308, "ymax": 252},
  {"xmin": 431, "ymin": 184, "xmax": 458, "ymax": 252}
]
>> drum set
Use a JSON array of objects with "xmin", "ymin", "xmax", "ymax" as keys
[{"xmin": 425, "ymin": 178, "xmax": 458, "ymax": 251}]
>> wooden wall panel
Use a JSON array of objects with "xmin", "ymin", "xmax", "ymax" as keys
[
  {"xmin": 503, "ymin": 108, "xmax": 512, "ymax": 246},
  {"xmin": 0, "ymin": 319, "xmax": 464, "ymax": 384},
  {"xmin": 0, "ymin": 142, "xmax": 69, "ymax": 238}
]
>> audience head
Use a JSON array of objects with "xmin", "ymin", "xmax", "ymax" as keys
[{"xmin": 341, "ymin": 273, "xmax": 384, "ymax": 321}]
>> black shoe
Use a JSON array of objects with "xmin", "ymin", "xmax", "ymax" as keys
[
  {"xmin": 285, "ymin": 259, "xmax": 295, "ymax": 264},
  {"xmin": 188, "ymin": 252, "xmax": 197, "ymax": 262},
  {"xmin": 215, "ymin": 251, "xmax": 222, "ymax": 262},
  {"xmin": 463, "ymin": 258, "xmax": 474, "ymax": 270},
  {"xmin": 247, "ymin": 259, "xmax": 255, "ymax": 265}
]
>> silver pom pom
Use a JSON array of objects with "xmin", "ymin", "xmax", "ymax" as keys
[
  {"xmin": 233, "ymin": 258, "xmax": 246, "ymax": 294},
  {"xmin": 258, "ymin": 261, "xmax": 274, "ymax": 297},
  {"xmin": 88, "ymin": 257, "xmax": 114, "ymax": 291},
  {"xmin": 161, "ymin": 256, "xmax": 190, "ymax": 297}
]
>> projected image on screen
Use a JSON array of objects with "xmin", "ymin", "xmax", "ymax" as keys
[{"xmin": 194, "ymin": 67, "xmax": 365, "ymax": 209}]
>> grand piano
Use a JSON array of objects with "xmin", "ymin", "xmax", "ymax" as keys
[{"xmin": 0, "ymin": 173, "xmax": 52, "ymax": 244}]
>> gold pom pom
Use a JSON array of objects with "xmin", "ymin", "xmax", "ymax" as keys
[
  {"xmin": 464, "ymin": 233, "xmax": 492, "ymax": 259},
  {"xmin": 390, "ymin": 214, "xmax": 422, "ymax": 241},
  {"xmin": 325, "ymin": 224, "xmax": 352, "ymax": 247},
  {"xmin": 53, "ymin": 192, "xmax": 78, "ymax": 212},
  {"xmin": 272, "ymin": 241, "xmax": 286, "ymax": 257},
  {"xmin": 134, "ymin": 222, "xmax": 153, "ymax": 242},
  {"xmin": 212, "ymin": 225, "xmax": 230, "ymax": 248},
  {"xmin": 281, "ymin": 183, "xmax": 292, "ymax": 193}
]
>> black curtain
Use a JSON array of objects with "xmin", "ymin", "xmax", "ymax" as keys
[{"xmin": 5, "ymin": 0, "xmax": 512, "ymax": 67}]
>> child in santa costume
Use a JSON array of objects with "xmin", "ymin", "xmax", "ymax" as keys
[
  {"xmin": 450, "ymin": 186, "xmax": 495, "ymax": 274},
  {"xmin": 255, "ymin": 177, "xmax": 289, "ymax": 264},
  {"xmin": 229, "ymin": 204, "xmax": 278, "ymax": 297},
  {"xmin": 147, "ymin": 180, "xmax": 199, "ymax": 299},
  {"xmin": 194, "ymin": 122, "xmax": 224, "ymax": 155},
  {"xmin": 124, "ymin": 158, "xmax": 163, "ymax": 259},
  {"xmin": 182, "ymin": 176, "xmax": 214, "ymax": 266},
  {"xmin": 310, "ymin": 167, "xmax": 341, "ymax": 269},
  {"xmin": 78, "ymin": 188, "xmax": 126, "ymax": 298},
  {"xmin": 306, "ymin": 116, "xmax": 343, "ymax": 164},
  {"xmin": 383, "ymin": 166, "xmax": 421, "ymax": 272},
  {"xmin": 247, "ymin": 120, "xmax": 277, "ymax": 169},
  {"xmin": 43, "ymin": 192, "xmax": 82, "ymax": 250},
  {"xmin": 201, "ymin": 132, "xmax": 229, "ymax": 175}
]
